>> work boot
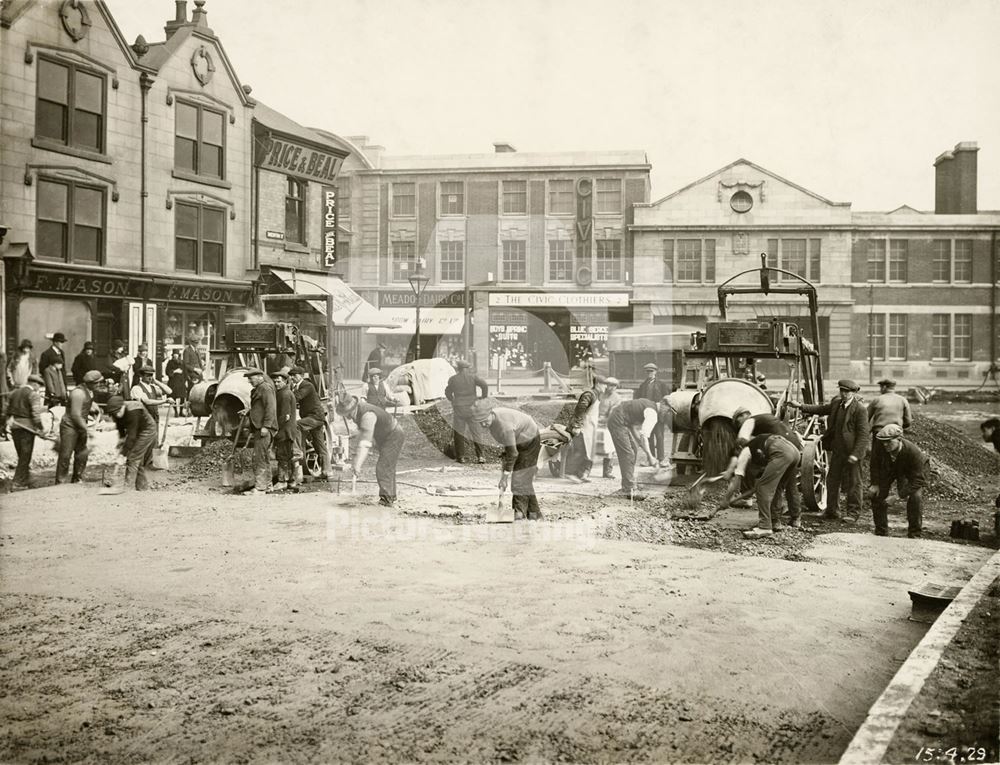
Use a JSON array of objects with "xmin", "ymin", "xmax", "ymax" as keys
[
  {"xmin": 514, "ymin": 510, "xmax": 525, "ymax": 520},
  {"xmin": 602, "ymin": 459, "xmax": 614, "ymax": 479},
  {"xmin": 789, "ymin": 518, "xmax": 802, "ymax": 529},
  {"xmin": 291, "ymin": 462, "xmax": 304, "ymax": 487},
  {"xmin": 567, "ymin": 475, "xmax": 584, "ymax": 484},
  {"xmin": 527, "ymin": 509, "xmax": 543, "ymax": 521},
  {"xmin": 742, "ymin": 527, "xmax": 774, "ymax": 539},
  {"xmin": 476, "ymin": 456, "xmax": 486, "ymax": 464}
]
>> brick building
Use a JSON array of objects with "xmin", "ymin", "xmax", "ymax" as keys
[
  {"xmin": 631, "ymin": 148, "xmax": 1000, "ymax": 387},
  {"xmin": 335, "ymin": 140, "xmax": 652, "ymax": 375}
]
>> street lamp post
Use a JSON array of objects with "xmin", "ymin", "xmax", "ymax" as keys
[{"xmin": 408, "ymin": 259, "xmax": 429, "ymax": 361}]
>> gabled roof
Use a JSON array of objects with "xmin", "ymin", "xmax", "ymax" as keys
[{"xmin": 641, "ymin": 158, "xmax": 849, "ymax": 208}]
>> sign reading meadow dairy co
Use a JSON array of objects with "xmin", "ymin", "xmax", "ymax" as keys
[{"xmin": 488, "ymin": 292, "xmax": 629, "ymax": 308}]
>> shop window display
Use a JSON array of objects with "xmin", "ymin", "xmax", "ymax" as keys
[{"xmin": 163, "ymin": 310, "xmax": 217, "ymax": 378}]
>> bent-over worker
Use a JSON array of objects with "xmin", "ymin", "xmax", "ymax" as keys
[
  {"xmin": 868, "ymin": 378, "xmax": 912, "ymax": 481},
  {"xmin": 606, "ymin": 398, "xmax": 672, "ymax": 501},
  {"xmin": 470, "ymin": 400, "xmax": 542, "ymax": 520},
  {"xmin": 868, "ymin": 424, "xmax": 928, "ymax": 538},
  {"xmin": 721, "ymin": 433, "xmax": 802, "ymax": 538},
  {"xmin": 106, "ymin": 395, "xmax": 158, "ymax": 491},
  {"xmin": 337, "ymin": 395, "xmax": 405, "ymax": 507}
]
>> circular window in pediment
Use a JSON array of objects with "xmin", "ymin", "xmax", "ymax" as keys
[{"xmin": 730, "ymin": 190, "xmax": 753, "ymax": 213}]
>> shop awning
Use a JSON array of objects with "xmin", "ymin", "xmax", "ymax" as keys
[
  {"xmin": 367, "ymin": 307, "xmax": 466, "ymax": 335},
  {"xmin": 267, "ymin": 269, "xmax": 400, "ymax": 328}
]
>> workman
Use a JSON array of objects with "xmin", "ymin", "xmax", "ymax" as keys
[
  {"xmin": 868, "ymin": 378, "xmax": 912, "ymax": 481},
  {"xmin": 636, "ymin": 363, "xmax": 671, "ymax": 465},
  {"xmin": 272, "ymin": 369, "xmax": 301, "ymax": 490},
  {"xmin": 788, "ymin": 379, "xmax": 870, "ymax": 522},
  {"xmin": 242, "ymin": 368, "xmax": 277, "ymax": 495},
  {"xmin": 106, "ymin": 395, "xmax": 158, "ymax": 491},
  {"xmin": 290, "ymin": 366, "xmax": 330, "ymax": 477},
  {"xmin": 130, "ymin": 365, "xmax": 172, "ymax": 423},
  {"xmin": 55, "ymin": 369, "xmax": 103, "ymax": 484},
  {"xmin": 337, "ymin": 394, "xmax": 405, "ymax": 507},
  {"xmin": 563, "ymin": 374, "xmax": 614, "ymax": 482},
  {"xmin": 469, "ymin": 400, "xmax": 542, "ymax": 520},
  {"xmin": 596, "ymin": 377, "xmax": 622, "ymax": 479},
  {"xmin": 606, "ymin": 397, "xmax": 673, "ymax": 501},
  {"xmin": 364, "ymin": 368, "xmax": 398, "ymax": 410},
  {"xmin": 6, "ymin": 374, "xmax": 49, "ymax": 489},
  {"xmin": 723, "ymin": 407, "xmax": 803, "ymax": 508},
  {"xmin": 444, "ymin": 359, "xmax": 488, "ymax": 464},
  {"xmin": 868, "ymin": 424, "xmax": 928, "ymax": 538},
  {"xmin": 720, "ymin": 432, "xmax": 802, "ymax": 538}
]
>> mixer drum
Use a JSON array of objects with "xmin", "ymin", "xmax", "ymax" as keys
[{"xmin": 697, "ymin": 378, "xmax": 773, "ymax": 425}]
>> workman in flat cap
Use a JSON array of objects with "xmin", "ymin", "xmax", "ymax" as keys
[
  {"xmin": 868, "ymin": 424, "xmax": 928, "ymax": 538},
  {"xmin": 722, "ymin": 406, "xmax": 803, "ymax": 510},
  {"xmin": 606, "ymin": 397, "xmax": 674, "ymax": 501},
  {"xmin": 470, "ymin": 400, "xmax": 542, "ymax": 519},
  {"xmin": 364, "ymin": 367, "xmax": 398, "ymax": 410},
  {"xmin": 242, "ymin": 368, "xmax": 277, "ymax": 495},
  {"xmin": 272, "ymin": 369, "xmax": 301, "ymax": 490},
  {"xmin": 788, "ymin": 379, "xmax": 870, "ymax": 522},
  {"xmin": 444, "ymin": 358, "xmax": 489, "ymax": 464},
  {"xmin": 336, "ymin": 394, "xmax": 405, "ymax": 507},
  {"xmin": 636, "ymin": 363, "xmax": 671, "ymax": 465},
  {"xmin": 106, "ymin": 394, "xmax": 158, "ymax": 491},
  {"xmin": 867, "ymin": 378, "xmax": 912, "ymax": 484},
  {"xmin": 6, "ymin": 374, "xmax": 50, "ymax": 489},
  {"xmin": 720, "ymin": 429, "xmax": 802, "ymax": 538},
  {"xmin": 563, "ymin": 374, "xmax": 616, "ymax": 481},
  {"xmin": 55, "ymin": 369, "xmax": 103, "ymax": 484},
  {"xmin": 289, "ymin": 366, "xmax": 330, "ymax": 478}
]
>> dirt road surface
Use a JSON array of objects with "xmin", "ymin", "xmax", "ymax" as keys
[{"xmin": 2, "ymin": 464, "xmax": 994, "ymax": 764}]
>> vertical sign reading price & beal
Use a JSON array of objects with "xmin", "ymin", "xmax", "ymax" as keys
[{"xmin": 322, "ymin": 185, "xmax": 338, "ymax": 269}]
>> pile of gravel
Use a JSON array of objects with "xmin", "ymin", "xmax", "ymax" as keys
[
  {"xmin": 177, "ymin": 439, "xmax": 254, "ymax": 479},
  {"xmin": 907, "ymin": 413, "xmax": 999, "ymax": 476}
]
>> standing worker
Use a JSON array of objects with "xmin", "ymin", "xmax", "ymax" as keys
[
  {"xmin": 469, "ymin": 400, "xmax": 542, "ymax": 520},
  {"xmin": 272, "ymin": 369, "xmax": 301, "ymax": 490},
  {"xmin": 596, "ymin": 377, "xmax": 623, "ymax": 479},
  {"xmin": 336, "ymin": 395, "xmax": 405, "ymax": 507},
  {"xmin": 868, "ymin": 378, "xmax": 912, "ymax": 481},
  {"xmin": 290, "ymin": 366, "xmax": 330, "ymax": 479},
  {"xmin": 720, "ymin": 432, "xmax": 802, "ymax": 538},
  {"xmin": 563, "ymin": 374, "xmax": 614, "ymax": 481},
  {"xmin": 106, "ymin": 395, "xmax": 158, "ymax": 491},
  {"xmin": 6, "ymin": 374, "xmax": 49, "ymax": 489},
  {"xmin": 868, "ymin": 424, "xmax": 928, "ymax": 538},
  {"xmin": 606, "ymin": 398, "xmax": 672, "ymax": 501},
  {"xmin": 363, "ymin": 341, "xmax": 387, "ymax": 382},
  {"xmin": 788, "ymin": 379, "xmax": 870, "ymax": 522},
  {"xmin": 130, "ymin": 365, "xmax": 172, "ymax": 423},
  {"xmin": 444, "ymin": 359, "xmax": 488, "ymax": 464},
  {"xmin": 242, "ymin": 368, "xmax": 277, "ymax": 495},
  {"xmin": 56, "ymin": 370, "xmax": 103, "ymax": 484},
  {"xmin": 636, "ymin": 363, "xmax": 671, "ymax": 465}
]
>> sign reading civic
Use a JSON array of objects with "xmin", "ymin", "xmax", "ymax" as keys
[
  {"xmin": 576, "ymin": 178, "xmax": 593, "ymax": 268},
  {"xmin": 322, "ymin": 185, "xmax": 338, "ymax": 269}
]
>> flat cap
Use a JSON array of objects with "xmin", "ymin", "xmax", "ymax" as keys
[
  {"xmin": 243, "ymin": 367, "xmax": 265, "ymax": 377},
  {"xmin": 604, "ymin": 376, "xmax": 620, "ymax": 387},
  {"xmin": 593, "ymin": 373, "xmax": 608, "ymax": 384},
  {"xmin": 82, "ymin": 370, "xmax": 104, "ymax": 383},
  {"xmin": 876, "ymin": 423, "xmax": 904, "ymax": 440},
  {"xmin": 106, "ymin": 395, "xmax": 125, "ymax": 413},
  {"xmin": 454, "ymin": 359, "xmax": 471, "ymax": 369},
  {"xmin": 470, "ymin": 399, "xmax": 495, "ymax": 422},
  {"xmin": 272, "ymin": 369, "xmax": 289, "ymax": 380},
  {"xmin": 877, "ymin": 378, "xmax": 896, "ymax": 388},
  {"xmin": 289, "ymin": 366, "xmax": 306, "ymax": 376},
  {"xmin": 643, "ymin": 363, "xmax": 658, "ymax": 371},
  {"xmin": 139, "ymin": 364, "xmax": 155, "ymax": 375},
  {"xmin": 837, "ymin": 379, "xmax": 860, "ymax": 392},
  {"xmin": 28, "ymin": 374, "xmax": 45, "ymax": 385},
  {"xmin": 335, "ymin": 395, "xmax": 359, "ymax": 414}
]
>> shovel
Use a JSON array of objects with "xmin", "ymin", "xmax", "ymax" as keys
[
  {"xmin": 150, "ymin": 406, "xmax": 171, "ymax": 471},
  {"xmin": 221, "ymin": 414, "xmax": 247, "ymax": 488},
  {"xmin": 486, "ymin": 488, "xmax": 515, "ymax": 523}
]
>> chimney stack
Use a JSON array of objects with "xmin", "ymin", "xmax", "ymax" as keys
[
  {"xmin": 164, "ymin": 0, "xmax": 187, "ymax": 38},
  {"xmin": 493, "ymin": 142, "xmax": 517, "ymax": 153},
  {"xmin": 935, "ymin": 141, "xmax": 978, "ymax": 214}
]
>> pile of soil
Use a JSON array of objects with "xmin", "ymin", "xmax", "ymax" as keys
[{"xmin": 177, "ymin": 439, "xmax": 254, "ymax": 480}]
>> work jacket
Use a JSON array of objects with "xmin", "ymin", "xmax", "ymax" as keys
[
  {"xmin": 636, "ymin": 376, "xmax": 670, "ymax": 404},
  {"xmin": 249, "ymin": 380, "xmax": 278, "ymax": 432},
  {"xmin": 801, "ymin": 394, "xmax": 870, "ymax": 461},
  {"xmin": 293, "ymin": 379, "xmax": 326, "ymax": 420},
  {"xmin": 115, "ymin": 401, "xmax": 157, "ymax": 455},
  {"xmin": 868, "ymin": 392, "xmax": 913, "ymax": 432},
  {"xmin": 445, "ymin": 371, "xmax": 488, "ymax": 414},
  {"xmin": 7, "ymin": 385, "xmax": 45, "ymax": 433},
  {"xmin": 871, "ymin": 438, "xmax": 928, "ymax": 489},
  {"xmin": 275, "ymin": 386, "xmax": 298, "ymax": 441}
]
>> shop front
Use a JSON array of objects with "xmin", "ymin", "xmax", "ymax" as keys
[
  {"xmin": 485, "ymin": 292, "xmax": 631, "ymax": 375},
  {"xmin": 369, "ymin": 290, "xmax": 467, "ymax": 369},
  {"xmin": 7, "ymin": 262, "xmax": 254, "ymax": 381}
]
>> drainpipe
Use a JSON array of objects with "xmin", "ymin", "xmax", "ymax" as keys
[
  {"xmin": 253, "ymin": 165, "xmax": 261, "ymax": 271},
  {"xmin": 139, "ymin": 73, "xmax": 153, "ymax": 272}
]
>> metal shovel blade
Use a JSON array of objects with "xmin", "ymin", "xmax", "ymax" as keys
[{"xmin": 486, "ymin": 492, "xmax": 515, "ymax": 523}]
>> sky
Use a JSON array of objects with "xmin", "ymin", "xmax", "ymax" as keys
[{"xmin": 106, "ymin": 0, "xmax": 1000, "ymax": 211}]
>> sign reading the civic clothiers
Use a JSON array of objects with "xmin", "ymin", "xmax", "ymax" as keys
[
  {"xmin": 322, "ymin": 185, "xmax": 338, "ymax": 269},
  {"xmin": 488, "ymin": 292, "xmax": 629, "ymax": 308}
]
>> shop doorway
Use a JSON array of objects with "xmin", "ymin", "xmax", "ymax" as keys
[{"xmin": 128, "ymin": 302, "xmax": 158, "ymax": 372}]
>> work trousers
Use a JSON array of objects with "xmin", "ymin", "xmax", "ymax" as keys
[
  {"xmin": 12, "ymin": 428, "xmax": 36, "ymax": 486},
  {"xmin": 872, "ymin": 486, "xmax": 924, "ymax": 537},
  {"xmin": 275, "ymin": 436, "xmax": 297, "ymax": 482},
  {"xmin": 754, "ymin": 437, "xmax": 801, "ymax": 530},
  {"xmin": 123, "ymin": 426, "xmax": 157, "ymax": 491},
  {"xmin": 565, "ymin": 433, "xmax": 592, "ymax": 478},
  {"xmin": 608, "ymin": 418, "xmax": 640, "ymax": 491},
  {"xmin": 510, "ymin": 435, "xmax": 542, "ymax": 517},
  {"xmin": 649, "ymin": 422, "xmax": 666, "ymax": 463},
  {"xmin": 826, "ymin": 451, "xmax": 862, "ymax": 519},
  {"xmin": 253, "ymin": 428, "xmax": 274, "ymax": 491},
  {"xmin": 56, "ymin": 420, "xmax": 89, "ymax": 484},
  {"xmin": 452, "ymin": 409, "xmax": 483, "ymax": 461},
  {"xmin": 297, "ymin": 416, "xmax": 330, "ymax": 474},
  {"xmin": 374, "ymin": 427, "xmax": 405, "ymax": 504}
]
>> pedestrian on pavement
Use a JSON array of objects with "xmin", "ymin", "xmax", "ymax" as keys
[
  {"xmin": 242, "ymin": 368, "xmax": 277, "ymax": 495},
  {"xmin": 636, "ymin": 363, "xmax": 671, "ymax": 465},
  {"xmin": 444, "ymin": 359, "xmax": 488, "ymax": 464},
  {"xmin": 362, "ymin": 341, "xmax": 387, "ymax": 383},
  {"xmin": 71, "ymin": 341, "xmax": 100, "ymax": 385},
  {"xmin": 106, "ymin": 395, "xmax": 157, "ymax": 491},
  {"xmin": 290, "ymin": 366, "xmax": 330, "ymax": 478},
  {"xmin": 364, "ymin": 368, "xmax": 398, "ymax": 410},
  {"xmin": 6, "ymin": 374, "xmax": 49, "ymax": 489},
  {"xmin": 470, "ymin": 400, "xmax": 542, "ymax": 520},
  {"xmin": 720, "ymin": 432, "xmax": 803, "ymax": 538},
  {"xmin": 868, "ymin": 378, "xmax": 913, "ymax": 480},
  {"xmin": 103, "ymin": 340, "xmax": 127, "ymax": 390},
  {"xmin": 55, "ymin": 370, "xmax": 102, "ymax": 484},
  {"xmin": 130, "ymin": 365, "xmax": 172, "ymax": 423},
  {"xmin": 563, "ymin": 374, "xmax": 615, "ymax": 481},
  {"xmin": 6, "ymin": 339, "xmax": 38, "ymax": 389},
  {"xmin": 272, "ymin": 369, "xmax": 301, "ymax": 490},
  {"xmin": 337, "ymin": 394, "xmax": 405, "ymax": 507},
  {"xmin": 130, "ymin": 344, "xmax": 152, "ymax": 387},
  {"xmin": 868, "ymin": 424, "xmax": 928, "ymax": 538},
  {"xmin": 182, "ymin": 334, "xmax": 204, "ymax": 396},
  {"xmin": 165, "ymin": 350, "xmax": 187, "ymax": 415},
  {"xmin": 596, "ymin": 377, "xmax": 622, "ymax": 479},
  {"xmin": 39, "ymin": 332, "xmax": 68, "ymax": 390},
  {"xmin": 42, "ymin": 358, "xmax": 68, "ymax": 407},
  {"xmin": 788, "ymin": 379, "xmax": 870, "ymax": 521},
  {"xmin": 606, "ymin": 397, "xmax": 672, "ymax": 500}
]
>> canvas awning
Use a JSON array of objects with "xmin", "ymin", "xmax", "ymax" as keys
[
  {"xmin": 267, "ymin": 269, "xmax": 400, "ymax": 328},
  {"xmin": 367, "ymin": 307, "xmax": 465, "ymax": 335}
]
